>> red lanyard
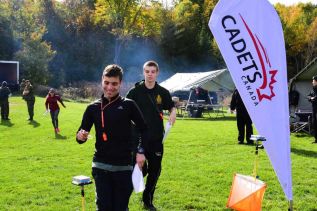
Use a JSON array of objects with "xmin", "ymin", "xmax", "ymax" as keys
[{"xmin": 100, "ymin": 96, "xmax": 120, "ymax": 141}]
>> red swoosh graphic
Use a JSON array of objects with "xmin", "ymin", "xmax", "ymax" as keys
[{"xmin": 239, "ymin": 14, "xmax": 277, "ymax": 101}]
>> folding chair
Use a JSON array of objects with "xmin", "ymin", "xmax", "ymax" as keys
[{"xmin": 291, "ymin": 111, "xmax": 312, "ymax": 134}]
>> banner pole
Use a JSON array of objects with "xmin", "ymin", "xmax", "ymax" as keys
[
  {"xmin": 288, "ymin": 200, "xmax": 293, "ymax": 211},
  {"xmin": 81, "ymin": 185, "xmax": 85, "ymax": 211},
  {"xmin": 252, "ymin": 139, "xmax": 259, "ymax": 179}
]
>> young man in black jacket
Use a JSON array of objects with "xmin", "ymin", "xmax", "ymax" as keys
[
  {"xmin": 308, "ymin": 75, "xmax": 317, "ymax": 143},
  {"xmin": 127, "ymin": 60, "xmax": 176, "ymax": 211},
  {"xmin": 76, "ymin": 64, "xmax": 147, "ymax": 211}
]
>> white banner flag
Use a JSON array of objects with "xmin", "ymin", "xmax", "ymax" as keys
[{"xmin": 209, "ymin": 0, "xmax": 292, "ymax": 200}]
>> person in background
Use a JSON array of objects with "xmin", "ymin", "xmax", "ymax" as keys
[
  {"xmin": 45, "ymin": 88, "xmax": 66, "ymax": 133},
  {"xmin": 22, "ymin": 80, "xmax": 35, "ymax": 121},
  {"xmin": 76, "ymin": 64, "xmax": 147, "ymax": 210},
  {"xmin": 126, "ymin": 60, "xmax": 176, "ymax": 211},
  {"xmin": 230, "ymin": 89, "xmax": 253, "ymax": 145},
  {"xmin": 307, "ymin": 75, "xmax": 317, "ymax": 143},
  {"xmin": 0, "ymin": 81, "xmax": 11, "ymax": 121},
  {"xmin": 20, "ymin": 79, "xmax": 26, "ymax": 95}
]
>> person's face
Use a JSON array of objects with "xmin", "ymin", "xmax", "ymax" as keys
[
  {"xmin": 312, "ymin": 79, "xmax": 317, "ymax": 87},
  {"xmin": 49, "ymin": 92, "xmax": 55, "ymax": 97},
  {"xmin": 143, "ymin": 65, "xmax": 158, "ymax": 83},
  {"xmin": 102, "ymin": 76, "xmax": 121, "ymax": 99}
]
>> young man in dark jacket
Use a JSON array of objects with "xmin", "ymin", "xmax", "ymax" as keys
[
  {"xmin": 308, "ymin": 75, "xmax": 317, "ymax": 143},
  {"xmin": 76, "ymin": 64, "xmax": 147, "ymax": 210},
  {"xmin": 0, "ymin": 81, "xmax": 11, "ymax": 120},
  {"xmin": 126, "ymin": 60, "xmax": 176, "ymax": 210},
  {"xmin": 230, "ymin": 89, "xmax": 253, "ymax": 144}
]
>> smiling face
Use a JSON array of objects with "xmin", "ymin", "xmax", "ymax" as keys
[{"xmin": 102, "ymin": 75, "xmax": 121, "ymax": 99}]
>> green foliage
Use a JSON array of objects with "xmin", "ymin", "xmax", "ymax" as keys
[
  {"xmin": 1, "ymin": 0, "xmax": 56, "ymax": 85},
  {"xmin": 276, "ymin": 3, "xmax": 317, "ymax": 76},
  {"xmin": 1, "ymin": 0, "xmax": 316, "ymax": 84},
  {"xmin": 0, "ymin": 3, "xmax": 14, "ymax": 59},
  {"xmin": 14, "ymin": 32, "xmax": 56, "ymax": 84},
  {"xmin": 1, "ymin": 96, "xmax": 317, "ymax": 210}
]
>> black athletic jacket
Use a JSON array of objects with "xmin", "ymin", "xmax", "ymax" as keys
[
  {"xmin": 77, "ymin": 94, "xmax": 147, "ymax": 166},
  {"xmin": 308, "ymin": 87, "xmax": 317, "ymax": 112},
  {"xmin": 126, "ymin": 80, "xmax": 174, "ymax": 142}
]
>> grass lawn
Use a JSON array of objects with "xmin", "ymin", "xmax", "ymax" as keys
[{"xmin": 0, "ymin": 96, "xmax": 316, "ymax": 210}]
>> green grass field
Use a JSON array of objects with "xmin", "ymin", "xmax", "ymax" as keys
[{"xmin": 0, "ymin": 96, "xmax": 316, "ymax": 210}]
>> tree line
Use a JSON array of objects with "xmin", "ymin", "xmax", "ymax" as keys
[{"xmin": 0, "ymin": 0, "xmax": 316, "ymax": 87}]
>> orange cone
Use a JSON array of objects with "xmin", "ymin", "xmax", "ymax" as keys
[{"xmin": 227, "ymin": 174, "xmax": 267, "ymax": 211}]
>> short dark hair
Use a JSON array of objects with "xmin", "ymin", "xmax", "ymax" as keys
[
  {"xmin": 103, "ymin": 64, "xmax": 123, "ymax": 81},
  {"xmin": 143, "ymin": 60, "xmax": 159, "ymax": 72},
  {"xmin": 313, "ymin": 75, "xmax": 317, "ymax": 81}
]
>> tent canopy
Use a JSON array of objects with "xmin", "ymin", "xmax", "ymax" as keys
[
  {"xmin": 289, "ymin": 57, "xmax": 317, "ymax": 110},
  {"xmin": 160, "ymin": 69, "xmax": 234, "ymax": 93}
]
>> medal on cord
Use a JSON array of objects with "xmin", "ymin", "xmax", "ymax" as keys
[{"xmin": 101, "ymin": 96, "xmax": 120, "ymax": 141}]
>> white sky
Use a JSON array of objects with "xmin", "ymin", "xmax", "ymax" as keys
[
  {"xmin": 56, "ymin": 0, "xmax": 317, "ymax": 6},
  {"xmin": 163, "ymin": 0, "xmax": 317, "ymax": 6},
  {"xmin": 268, "ymin": 0, "xmax": 317, "ymax": 5}
]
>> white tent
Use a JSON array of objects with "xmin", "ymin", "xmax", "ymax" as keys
[
  {"xmin": 289, "ymin": 57, "xmax": 317, "ymax": 111},
  {"xmin": 160, "ymin": 69, "xmax": 234, "ymax": 93}
]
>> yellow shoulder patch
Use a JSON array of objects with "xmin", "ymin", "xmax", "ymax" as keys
[{"xmin": 156, "ymin": 95, "xmax": 162, "ymax": 104}]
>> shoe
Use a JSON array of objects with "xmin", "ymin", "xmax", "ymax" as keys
[
  {"xmin": 55, "ymin": 128, "xmax": 59, "ymax": 133},
  {"xmin": 56, "ymin": 128, "xmax": 60, "ymax": 133},
  {"xmin": 143, "ymin": 203, "xmax": 157, "ymax": 211},
  {"xmin": 238, "ymin": 141, "xmax": 244, "ymax": 144},
  {"xmin": 246, "ymin": 141, "xmax": 254, "ymax": 145},
  {"xmin": 27, "ymin": 118, "xmax": 33, "ymax": 121}
]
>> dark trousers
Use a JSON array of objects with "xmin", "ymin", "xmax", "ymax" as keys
[
  {"xmin": 50, "ymin": 109, "xmax": 59, "ymax": 129},
  {"xmin": 143, "ymin": 142, "xmax": 163, "ymax": 206},
  {"xmin": 92, "ymin": 167, "xmax": 133, "ymax": 211},
  {"xmin": 237, "ymin": 112, "xmax": 253, "ymax": 143},
  {"xmin": 313, "ymin": 110, "xmax": 317, "ymax": 141},
  {"xmin": 26, "ymin": 100, "xmax": 35, "ymax": 119},
  {"xmin": 0, "ymin": 101, "xmax": 9, "ymax": 119}
]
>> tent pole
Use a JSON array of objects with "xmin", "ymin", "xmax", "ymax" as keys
[{"xmin": 288, "ymin": 200, "xmax": 293, "ymax": 211}]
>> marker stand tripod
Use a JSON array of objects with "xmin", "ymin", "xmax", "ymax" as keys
[{"xmin": 72, "ymin": 175, "xmax": 93, "ymax": 211}]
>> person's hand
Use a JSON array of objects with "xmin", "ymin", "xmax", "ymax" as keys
[
  {"xmin": 136, "ymin": 153, "xmax": 145, "ymax": 169},
  {"xmin": 76, "ymin": 129, "xmax": 89, "ymax": 142},
  {"xmin": 169, "ymin": 108, "xmax": 176, "ymax": 125}
]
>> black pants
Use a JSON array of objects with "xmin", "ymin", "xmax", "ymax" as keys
[
  {"xmin": 0, "ymin": 101, "xmax": 9, "ymax": 119},
  {"xmin": 26, "ymin": 99, "xmax": 35, "ymax": 119},
  {"xmin": 237, "ymin": 112, "xmax": 253, "ymax": 143},
  {"xmin": 92, "ymin": 167, "xmax": 133, "ymax": 211},
  {"xmin": 312, "ymin": 110, "xmax": 317, "ymax": 141},
  {"xmin": 143, "ymin": 142, "xmax": 163, "ymax": 206},
  {"xmin": 50, "ymin": 109, "xmax": 59, "ymax": 129}
]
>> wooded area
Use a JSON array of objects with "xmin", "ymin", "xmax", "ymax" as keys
[{"xmin": 0, "ymin": 0, "xmax": 316, "ymax": 86}]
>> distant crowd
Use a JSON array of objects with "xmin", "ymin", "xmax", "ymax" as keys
[{"xmin": 0, "ymin": 79, "xmax": 66, "ymax": 134}]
